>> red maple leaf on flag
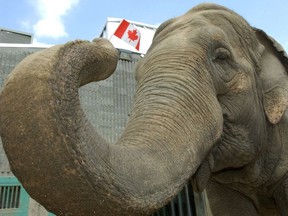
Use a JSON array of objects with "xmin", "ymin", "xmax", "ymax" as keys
[{"xmin": 127, "ymin": 29, "xmax": 139, "ymax": 42}]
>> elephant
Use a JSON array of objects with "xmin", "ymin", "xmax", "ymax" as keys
[{"xmin": 0, "ymin": 2, "xmax": 288, "ymax": 216}]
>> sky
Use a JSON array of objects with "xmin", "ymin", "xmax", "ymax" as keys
[{"xmin": 1, "ymin": 0, "xmax": 288, "ymax": 51}]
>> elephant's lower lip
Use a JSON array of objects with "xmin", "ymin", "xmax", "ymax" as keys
[
  {"xmin": 213, "ymin": 165, "xmax": 245, "ymax": 174},
  {"xmin": 192, "ymin": 172, "xmax": 210, "ymax": 193},
  {"xmin": 192, "ymin": 160, "xmax": 211, "ymax": 192},
  {"xmin": 211, "ymin": 166, "xmax": 246, "ymax": 184}
]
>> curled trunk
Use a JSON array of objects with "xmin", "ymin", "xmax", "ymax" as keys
[{"xmin": 0, "ymin": 39, "xmax": 222, "ymax": 215}]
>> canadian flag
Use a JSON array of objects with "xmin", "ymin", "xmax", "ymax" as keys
[{"xmin": 113, "ymin": 19, "xmax": 141, "ymax": 51}]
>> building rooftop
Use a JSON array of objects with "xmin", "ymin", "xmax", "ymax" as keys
[{"xmin": 0, "ymin": 27, "xmax": 33, "ymax": 44}]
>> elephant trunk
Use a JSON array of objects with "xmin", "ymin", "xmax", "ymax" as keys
[{"xmin": 0, "ymin": 39, "xmax": 222, "ymax": 215}]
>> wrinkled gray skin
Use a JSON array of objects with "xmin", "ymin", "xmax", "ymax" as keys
[{"xmin": 0, "ymin": 3, "xmax": 288, "ymax": 216}]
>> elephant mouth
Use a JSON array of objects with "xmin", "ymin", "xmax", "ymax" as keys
[
  {"xmin": 211, "ymin": 165, "xmax": 246, "ymax": 185},
  {"xmin": 192, "ymin": 159, "xmax": 247, "ymax": 191},
  {"xmin": 192, "ymin": 158, "xmax": 212, "ymax": 192}
]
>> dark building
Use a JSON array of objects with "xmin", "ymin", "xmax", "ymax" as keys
[{"xmin": 0, "ymin": 28, "xmax": 33, "ymax": 44}]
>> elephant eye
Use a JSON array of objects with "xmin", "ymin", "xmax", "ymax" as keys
[
  {"xmin": 212, "ymin": 47, "xmax": 236, "ymax": 83},
  {"xmin": 213, "ymin": 47, "xmax": 231, "ymax": 62}
]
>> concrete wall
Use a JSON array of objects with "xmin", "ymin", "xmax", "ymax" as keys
[{"xmin": 28, "ymin": 199, "xmax": 53, "ymax": 216}]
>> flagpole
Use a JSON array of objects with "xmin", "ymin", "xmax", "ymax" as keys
[{"xmin": 108, "ymin": 33, "xmax": 113, "ymax": 41}]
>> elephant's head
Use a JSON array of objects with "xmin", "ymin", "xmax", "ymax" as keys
[{"xmin": 0, "ymin": 3, "xmax": 288, "ymax": 216}]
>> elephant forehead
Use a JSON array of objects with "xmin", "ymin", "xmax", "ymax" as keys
[
  {"xmin": 186, "ymin": 3, "xmax": 247, "ymax": 27},
  {"xmin": 190, "ymin": 12, "xmax": 246, "ymax": 38},
  {"xmin": 186, "ymin": 10, "xmax": 257, "ymax": 57},
  {"xmin": 160, "ymin": 10, "xmax": 246, "ymax": 43},
  {"xmin": 153, "ymin": 16, "xmax": 228, "ymax": 48}
]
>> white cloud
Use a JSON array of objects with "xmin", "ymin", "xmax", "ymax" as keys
[
  {"xmin": 32, "ymin": 38, "xmax": 53, "ymax": 47},
  {"xmin": 32, "ymin": 0, "xmax": 79, "ymax": 39},
  {"xmin": 20, "ymin": 20, "xmax": 32, "ymax": 31},
  {"xmin": 34, "ymin": 17, "xmax": 67, "ymax": 38}
]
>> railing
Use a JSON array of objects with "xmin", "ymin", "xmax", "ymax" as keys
[
  {"xmin": 152, "ymin": 184, "xmax": 197, "ymax": 216},
  {"xmin": 0, "ymin": 176, "xmax": 29, "ymax": 215}
]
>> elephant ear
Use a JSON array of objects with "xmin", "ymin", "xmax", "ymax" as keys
[{"xmin": 255, "ymin": 28, "xmax": 288, "ymax": 124}]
